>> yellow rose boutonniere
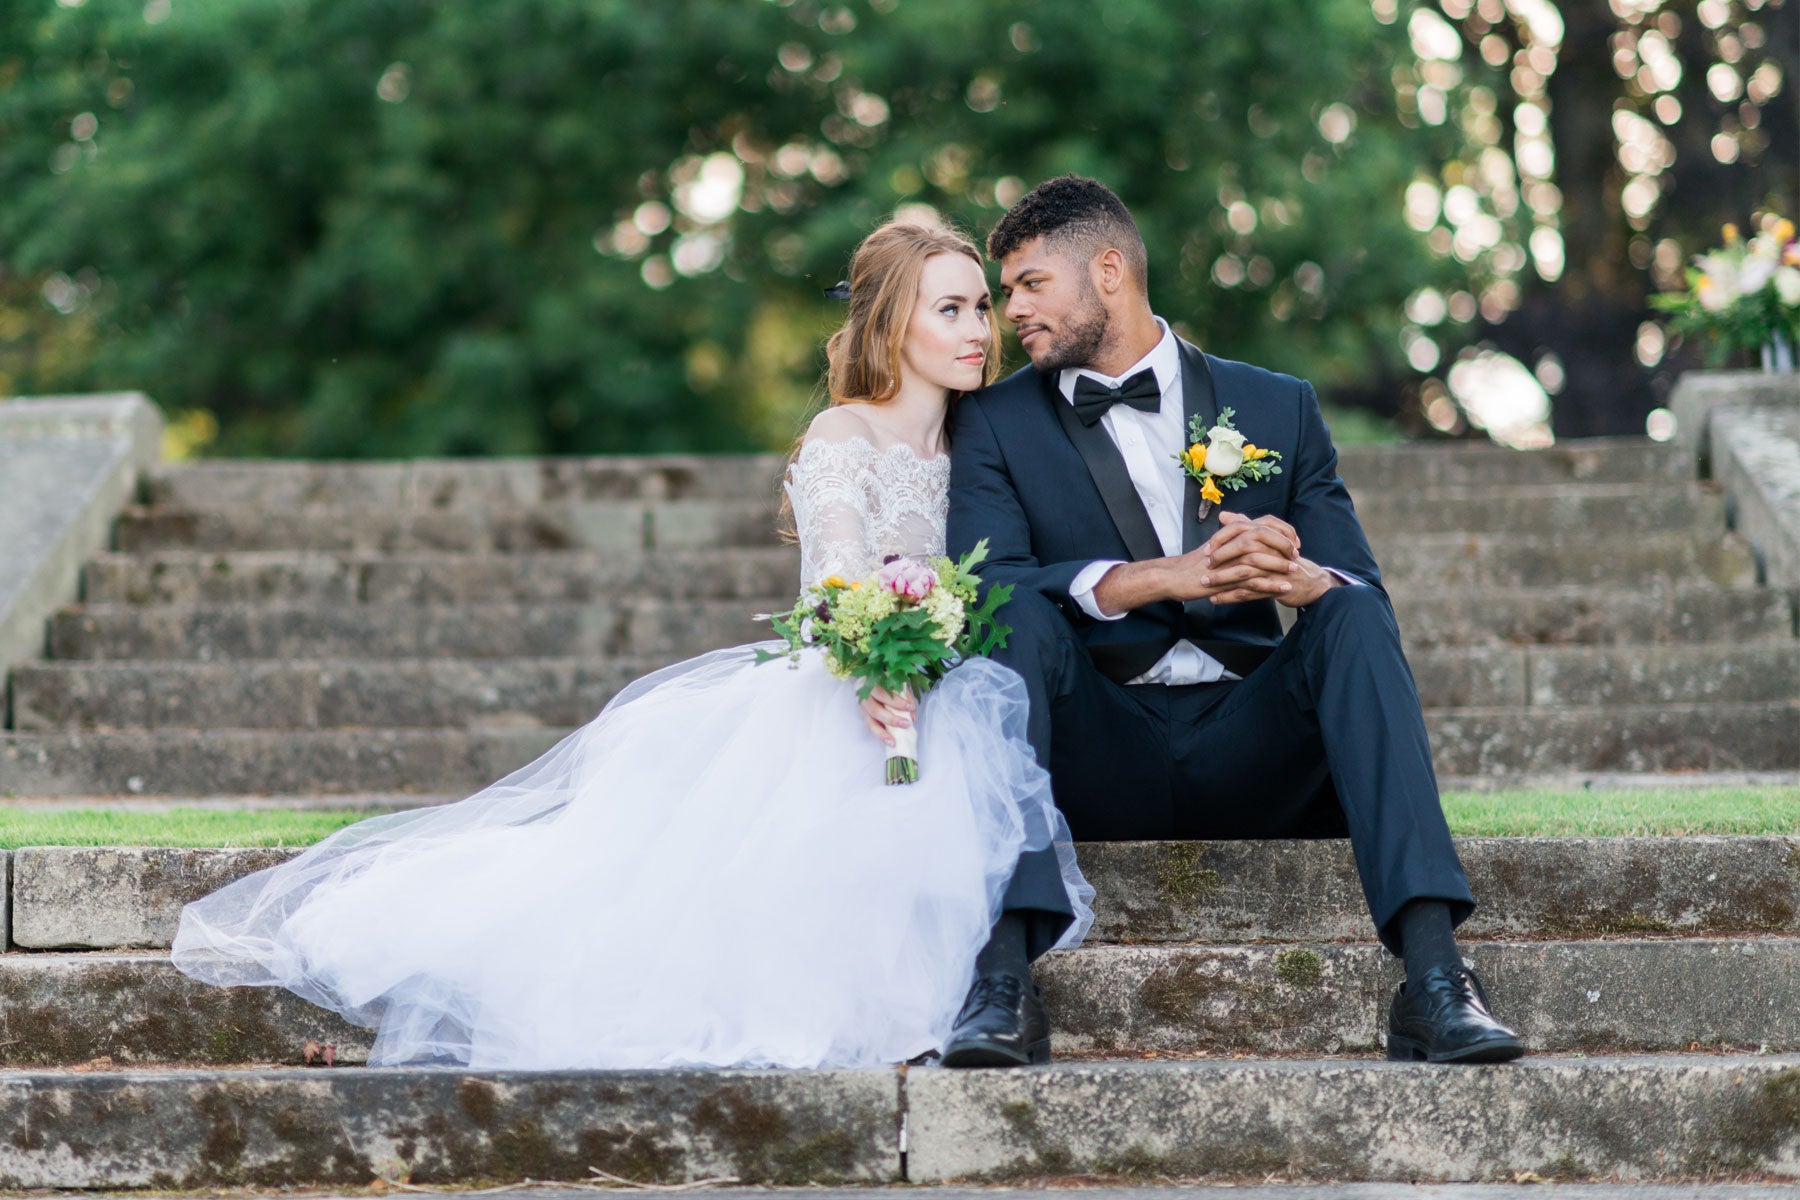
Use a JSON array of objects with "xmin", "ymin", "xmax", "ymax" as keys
[{"xmin": 1173, "ymin": 406, "xmax": 1282, "ymax": 519}]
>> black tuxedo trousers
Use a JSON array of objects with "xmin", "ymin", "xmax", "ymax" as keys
[{"xmin": 996, "ymin": 583, "xmax": 1475, "ymax": 960}]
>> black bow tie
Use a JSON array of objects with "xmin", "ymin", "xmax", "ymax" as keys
[{"xmin": 1070, "ymin": 368, "xmax": 1162, "ymax": 427}]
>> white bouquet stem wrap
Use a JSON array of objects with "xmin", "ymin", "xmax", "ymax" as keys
[{"xmin": 885, "ymin": 721, "xmax": 920, "ymax": 785}]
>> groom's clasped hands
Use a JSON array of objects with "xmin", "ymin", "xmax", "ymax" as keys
[
  {"xmin": 1192, "ymin": 512, "xmax": 1336, "ymax": 607},
  {"xmin": 1093, "ymin": 511, "xmax": 1337, "ymax": 616}
]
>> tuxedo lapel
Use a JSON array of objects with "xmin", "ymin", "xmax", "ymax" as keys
[
  {"xmin": 1178, "ymin": 342, "xmax": 1222, "ymax": 631},
  {"xmin": 1044, "ymin": 371, "xmax": 1164, "ymax": 564},
  {"xmin": 1179, "ymin": 341, "xmax": 1221, "ymax": 554}
]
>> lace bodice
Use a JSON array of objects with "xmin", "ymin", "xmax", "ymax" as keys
[{"xmin": 785, "ymin": 435, "xmax": 952, "ymax": 587}]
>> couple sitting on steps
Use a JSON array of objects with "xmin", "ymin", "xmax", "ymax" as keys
[{"xmin": 173, "ymin": 176, "xmax": 1524, "ymax": 1069}]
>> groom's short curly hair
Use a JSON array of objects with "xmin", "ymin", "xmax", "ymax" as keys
[{"xmin": 986, "ymin": 175, "xmax": 1148, "ymax": 293}]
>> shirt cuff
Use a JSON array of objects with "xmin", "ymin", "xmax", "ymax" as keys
[
  {"xmin": 1069, "ymin": 560, "xmax": 1128, "ymax": 621},
  {"xmin": 1323, "ymin": 567, "xmax": 1366, "ymax": 588}
]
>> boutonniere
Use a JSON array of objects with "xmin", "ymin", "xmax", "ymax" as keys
[{"xmin": 1174, "ymin": 407, "xmax": 1282, "ymax": 521}]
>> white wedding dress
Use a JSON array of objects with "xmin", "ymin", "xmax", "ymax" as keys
[{"xmin": 171, "ymin": 432, "xmax": 1094, "ymax": 1070}]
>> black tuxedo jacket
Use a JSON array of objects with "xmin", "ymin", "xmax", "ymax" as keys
[{"xmin": 946, "ymin": 338, "xmax": 1383, "ymax": 683}]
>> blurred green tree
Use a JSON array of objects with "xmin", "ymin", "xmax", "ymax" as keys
[{"xmin": 0, "ymin": 0, "xmax": 1509, "ymax": 456}]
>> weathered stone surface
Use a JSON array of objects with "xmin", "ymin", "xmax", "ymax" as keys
[
  {"xmin": 143, "ymin": 454, "xmax": 789, "ymax": 509},
  {"xmin": 1425, "ymin": 702, "xmax": 1800, "ymax": 776},
  {"xmin": 10, "ymin": 659, "xmax": 655, "ymax": 732},
  {"xmin": 1037, "ymin": 945, "xmax": 1383, "ymax": 1055},
  {"xmin": 902, "ymin": 1056, "xmax": 1800, "ymax": 1182},
  {"xmin": 1337, "ymin": 437, "xmax": 1687, "ymax": 489},
  {"xmin": 39, "ymin": 641, "xmax": 1783, "ymax": 730},
  {"xmin": 12, "ymin": 846, "xmax": 300, "ymax": 948},
  {"xmin": 6, "ymin": 939, "xmax": 1799, "ymax": 1063},
  {"xmin": 0, "ymin": 952, "xmax": 368, "ymax": 1065},
  {"xmin": 1369, "ymin": 530, "xmax": 1757, "ymax": 589},
  {"xmin": 82, "ymin": 547, "xmax": 804, "ymax": 606},
  {"xmin": 17, "ymin": 837, "xmax": 1796, "ymax": 951},
  {"xmin": 46, "ymin": 601, "xmax": 779, "ymax": 662},
  {"xmin": 0, "ymin": 394, "xmax": 162, "ymax": 673},
  {"xmin": 1521, "ymin": 641, "xmax": 1800, "ymax": 706},
  {"xmin": 1390, "ymin": 584, "xmax": 1792, "ymax": 648},
  {"xmin": 1449, "ymin": 939, "xmax": 1800, "ymax": 1053},
  {"xmin": 0, "ymin": 728, "xmax": 565, "ymax": 797},
  {"xmin": 44, "ymin": 595, "xmax": 1793, "ymax": 668},
  {"xmin": 1709, "ymin": 404, "xmax": 1800, "ymax": 592},
  {"xmin": 1351, "ymin": 483, "xmax": 1715, "ymax": 536},
  {"xmin": 1080, "ymin": 837, "xmax": 1800, "ymax": 945},
  {"xmin": 5, "ymin": 700, "xmax": 1795, "ymax": 795},
  {"xmin": 0, "ymin": 1064, "xmax": 898, "ymax": 1188},
  {"xmin": 115, "ymin": 483, "xmax": 1712, "ymax": 556},
  {"xmin": 114, "ymin": 501, "xmax": 786, "ymax": 555}
]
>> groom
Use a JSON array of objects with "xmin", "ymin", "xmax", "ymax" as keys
[{"xmin": 936, "ymin": 176, "xmax": 1523, "ymax": 1066}]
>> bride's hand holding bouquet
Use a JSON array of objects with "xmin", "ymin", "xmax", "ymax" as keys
[{"xmin": 757, "ymin": 539, "xmax": 1013, "ymax": 784}]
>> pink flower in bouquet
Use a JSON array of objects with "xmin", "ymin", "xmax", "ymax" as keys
[{"xmin": 877, "ymin": 558, "xmax": 938, "ymax": 599}]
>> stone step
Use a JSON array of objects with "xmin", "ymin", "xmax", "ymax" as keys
[
  {"xmin": 46, "ymin": 600, "xmax": 778, "ymax": 662},
  {"xmin": 1337, "ymin": 436, "xmax": 1689, "ymax": 487},
  {"xmin": 136, "ymin": 439, "xmax": 1682, "ymax": 514},
  {"xmin": 1353, "ymin": 481, "xmax": 1718, "ymax": 535},
  {"xmin": 2, "ymin": 938, "xmax": 1796, "ymax": 1067},
  {"xmin": 1366, "ymin": 530, "xmax": 1756, "ymax": 589},
  {"xmin": 141, "ymin": 454, "xmax": 790, "ymax": 510},
  {"xmin": 1426, "ymin": 701, "xmax": 1800, "ymax": 777},
  {"xmin": 46, "ymin": 580, "xmax": 1793, "ymax": 665},
  {"xmin": 0, "ymin": 728, "xmax": 566, "ymax": 797},
  {"xmin": 902, "ymin": 1055, "xmax": 1799, "ymax": 1183},
  {"xmin": 80, "ymin": 547, "xmax": 803, "ymax": 606},
  {"xmin": 14, "ymin": 837, "xmax": 1793, "ymax": 951},
  {"xmin": 78, "ymin": 552, "xmax": 1796, "ymax": 649},
  {"xmin": 0, "ymin": 1061, "xmax": 897, "ymax": 1187},
  {"xmin": 16, "ymin": 641, "xmax": 1800, "ymax": 732},
  {"xmin": 114, "ymin": 500, "xmax": 785, "ymax": 554},
  {"xmin": 4, "ymin": 701, "xmax": 1796, "ymax": 795},
  {"xmin": 111, "ymin": 484, "xmax": 1720, "ymax": 554},
  {"xmin": 1391, "ymin": 585, "xmax": 1794, "ymax": 649},
  {"xmin": 0, "ymin": 1054, "xmax": 1792, "ymax": 1188}
]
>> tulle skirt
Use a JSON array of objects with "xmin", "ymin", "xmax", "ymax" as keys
[{"xmin": 171, "ymin": 647, "xmax": 1093, "ymax": 1070}]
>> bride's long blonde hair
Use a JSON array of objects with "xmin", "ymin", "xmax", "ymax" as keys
[
  {"xmin": 779, "ymin": 218, "xmax": 1003, "ymax": 537},
  {"xmin": 821, "ymin": 219, "xmax": 1002, "ymax": 407}
]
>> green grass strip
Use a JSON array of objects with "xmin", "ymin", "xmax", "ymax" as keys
[
  {"xmin": 1440, "ymin": 786, "xmax": 1800, "ymax": 837},
  {"xmin": 0, "ymin": 808, "xmax": 377, "ymax": 850},
  {"xmin": 0, "ymin": 787, "xmax": 1792, "ymax": 847}
]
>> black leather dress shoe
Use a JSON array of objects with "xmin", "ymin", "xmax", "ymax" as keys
[
  {"xmin": 1387, "ymin": 965, "xmax": 1526, "ymax": 1063},
  {"xmin": 940, "ymin": 973, "xmax": 1050, "ymax": 1067}
]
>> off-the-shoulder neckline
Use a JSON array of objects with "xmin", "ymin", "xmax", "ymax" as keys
[{"xmin": 793, "ymin": 432, "xmax": 949, "ymax": 468}]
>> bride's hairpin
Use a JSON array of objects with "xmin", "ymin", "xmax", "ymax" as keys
[{"xmin": 823, "ymin": 280, "xmax": 852, "ymax": 301}]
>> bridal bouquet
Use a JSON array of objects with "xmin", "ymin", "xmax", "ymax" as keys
[
  {"xmin": 757, "ymin": 540, "xmax": 1013, "ymax": 784},
  {"xmin": 1652, "ymin": 217, "xmax": 1800, "ymax": 366}
]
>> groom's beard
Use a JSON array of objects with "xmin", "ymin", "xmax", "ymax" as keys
[{"xmin": 1025, "ymin": 285, "xmax": 1109, "ymax": 374}]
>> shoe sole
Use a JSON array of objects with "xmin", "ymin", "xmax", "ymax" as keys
[
  {"xmin": 1387, "ymin": 1032, "xmax": 1526, "ymax": 1064},
  {"xmin": 940, "ymin": 1036, "xmax": 1051, "ymax": 1068}
]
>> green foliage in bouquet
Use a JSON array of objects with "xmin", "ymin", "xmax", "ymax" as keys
[
  {"xmin": 757, "ymin": 539, "xmax": 1014, "ymax": 702},
  {"xmin": 1650, "ymin": 218, "xmax": 1800, "ymax": 365}
]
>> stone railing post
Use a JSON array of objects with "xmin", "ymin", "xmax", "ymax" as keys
[{"xmin": 0, "ymin": 394, "xmax": 164, "ymax": 685}]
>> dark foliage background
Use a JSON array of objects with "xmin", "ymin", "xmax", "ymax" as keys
[{"xmin": 0, "ymin": 0, "xmax": 1793, "ymax": 457}]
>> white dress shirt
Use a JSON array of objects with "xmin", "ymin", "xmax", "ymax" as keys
[{"xmin": 1063, "ymin": 319, "xmax": 1360, "ymax": 686}]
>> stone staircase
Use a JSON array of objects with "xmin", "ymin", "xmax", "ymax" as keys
[{"xmin": 0, "ymin": 437, "xmax": 1796, "ymax": 1187}]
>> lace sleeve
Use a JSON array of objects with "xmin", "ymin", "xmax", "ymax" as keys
[{"xmin": 786, "ymin": 437, "xmax": 878, "ymax": 588}]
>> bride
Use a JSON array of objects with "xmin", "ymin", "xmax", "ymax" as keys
[{"xmin": 171, "ymin": 218, "xmax": 1094, "ymax": 1071}]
